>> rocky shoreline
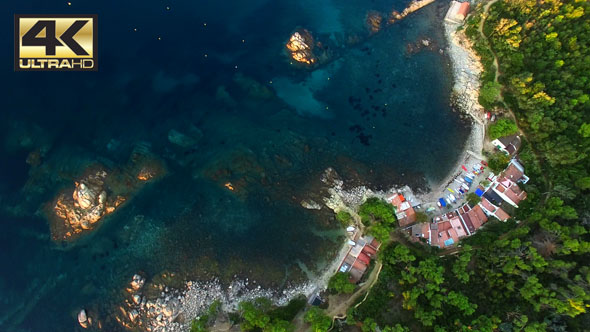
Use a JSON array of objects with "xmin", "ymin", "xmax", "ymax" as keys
[{"xmin": 95, "ymin": 15, "xmax": 489, "ymax": 332}]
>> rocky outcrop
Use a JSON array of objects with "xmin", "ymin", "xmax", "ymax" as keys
[
  {"xmin": 300, "ymin": 199, "xmax": 322, "ymax": 210},
  {"xmin": 53, "ymin": 170, "xmax": 125, "ymax": 238},
  {"xmin": 285, "ymin": 29, "xmax": 317, "ymax": 66},
  {"xmin": 78, "ymin": 309, "xmax": 90, "ymax": 328}
]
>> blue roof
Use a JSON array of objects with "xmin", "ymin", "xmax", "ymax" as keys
[
  {"xmin": 475, "ymin": 188, "xmax": 484, "ymax": 197},
  {"xmin": 444, "ymin": 238, "xmax": 455, "ymax": 246},
  {"xmin": 438, "ymin": 198, "xmax": 447, "ymax": 207}
]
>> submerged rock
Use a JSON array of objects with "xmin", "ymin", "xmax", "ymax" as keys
[{"xmin": 167, "ymin": 129, "xmax": 200, "ymax": 148}]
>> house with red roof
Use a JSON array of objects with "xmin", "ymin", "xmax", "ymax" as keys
[
  {"xmin": 492, "ymin": 177, "xmax": 527, "ymax": 208},
  {"xmin": 338, "ymin": 235, "xmax": 381, "ymax": 283},
  {"xmin": 445, "ymin": 1, "xmax": 470, "ymax": 24},
  {"xmin": 387, "ymin": 193, "xmax": 417, "ymax": 227}
]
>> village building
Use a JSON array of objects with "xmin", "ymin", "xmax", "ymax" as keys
[
  {"xmin": 339, "ymin": 235, "xmax": 381, "ymax": 283},
  {"xmin": 444, "ymin": 1, "xmax": 470, "ymax": 24},
  {"xmin": 492, "ymin": 134, "xmax": 522, "ymax": 156},
  {"xmin": 387, "ymin": 191, "xmax": 418, "ymax": 227},
  {"xmin": 502, "ymin": 159, "xmax": 530, "ymax": 184},
  {"xmin": 409, "ymin": 157, "xmax": 530, "ymax": 248}
]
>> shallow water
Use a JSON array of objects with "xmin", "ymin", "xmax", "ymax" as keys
[{"xmin": 0, "ymin": 0, "xmax": 469, "ymax": 330}]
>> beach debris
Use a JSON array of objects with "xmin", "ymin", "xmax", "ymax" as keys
[{"xmin": 285, "ymin": 29, "xmax": 317, "ymax": 66}]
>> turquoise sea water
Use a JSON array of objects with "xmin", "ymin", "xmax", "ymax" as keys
[{"xmin": 0, "ymin": 0, "xmax": 470, "ymax": 330}]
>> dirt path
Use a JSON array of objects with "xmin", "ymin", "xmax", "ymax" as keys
[
  {"xmin": 478, "ymin": 0, "xmax": 501, "ymax": 84},
  {"xmin": 326, "ymin": 261, "xmax": 383, "ymax": 320}
]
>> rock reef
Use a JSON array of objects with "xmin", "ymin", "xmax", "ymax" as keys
[
  {"xmin": 47, "ymin": 144, "xmax": 166, "ymax": 243},
  {"xmin": 53, "ymin": 170, "xmax": 124, "ymax": 237}
]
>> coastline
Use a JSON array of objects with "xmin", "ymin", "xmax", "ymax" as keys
[
  {"xmin": 418, "ymin": 21, "xmax": 486, "ymax": 204},
  {"xmin": 129, "ymin": 15, "xmax": 489, "ymax": 332}
]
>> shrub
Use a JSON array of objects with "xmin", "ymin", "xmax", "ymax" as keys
[
  {"xmin": 328, "ymin": 272, "xmax": 356, "ymax": 294},
  {"xmin": 467, "ymin": 193, "xmax": 481, "ymax": 207},
  {"xmin": 336, "ymin": 211, "xmax": 352, "ymax": 225},
  {"xmin": 489, "ymin": 118, "xmax": 518, "ymax": 140}
]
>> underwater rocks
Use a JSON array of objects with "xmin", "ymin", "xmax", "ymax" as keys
[
  {"xmin": 285, "ymin": 29, "xmax": 317, "ymax": 66},
  {"xmin": 406, "ymin": 37, "xmax": 439, "ymax": 55},
  {"xmin": 233, "ymin": 73, "xmax": 273, "ymax": 99},
  {"xmin": 366, "ymin": 11, "xmax": 383, "ymax": 35},
  {"xmin": 167, "ymin": 129, "xmax": 201, "ymax": 148},
  {"xmin": 48, "ymin": 145, "xmax": 165, "ymax": 243},
  {"xmin": 53, "ymin": 170, "xmax": 125, "ymax": 236}
]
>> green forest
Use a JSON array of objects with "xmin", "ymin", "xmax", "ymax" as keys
[{"xmin": 347, "ymin": 0, "xmax": 590, "ymax": 330}]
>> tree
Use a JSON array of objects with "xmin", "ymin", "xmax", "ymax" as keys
[
  {"xmin": 239, "ymin": 298, "xmax": 272, "ymax": 330},
  {"xmin": 359, "ymin": 198, "xmax": 397, "ymax": 226},
  {"xmin": 488, "ymin": 118, "xmax": 519, "ymax": 140},
  {"xmin": 480, "ymin": 81, "xmax": 502, "ymax": 108},
  {"xmin": 488, "ymin": 153, "xmax": 510, "ymax": 172},
  {"xmin": 304, "ymin": 307, "xmax": 332, "ymax": 332},
  {"xmin": 466, "ymin": 193, "xmax": 481, "ymax": 207},
  {"xmin": 328, "ymin": 272, "xmax": 356, "ymax": 294},
  {"xmin": 415, "ymin": 211, "xmax": 429, "ymax": 223}
]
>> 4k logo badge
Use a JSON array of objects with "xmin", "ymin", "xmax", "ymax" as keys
[{"xmin": 15, "ymin": 15, "xmax": 97, "ymax": 71}]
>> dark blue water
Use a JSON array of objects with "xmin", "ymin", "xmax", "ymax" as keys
[{"xmin": 0, "ymin": 0, "xmax": 469, "ymax": 330}]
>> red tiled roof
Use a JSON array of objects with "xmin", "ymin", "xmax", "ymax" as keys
[
  {"xmin": 370, "ymin": 238, "xmax": 381, "ymax": 249},
  {"xmin": 473, "ymin": 205, "xmax": 488, "ymax": 223},
  {"xmin": 481, "ymin": 198, "xmax": 496, "ymax": 213},
  {"xmin": 457, "ymin": 2, "xmax": 470, "ymax": 16},
  {"xmin": 362, "ymin": 244, "xmax": 377, "ymax": 256},
  {"xmin": 352, "ymin": 259, "xmax": 367, "ymax": 272},
  {"xmin": 438, "ymin": 221, "xmax": 452, "ymax": 232},
  {"xmin": 503, "ymin": 163, "xmax": 524, "ymax": 182},
  {"xmin": 466, "ymin": 205, "xmax": 488, "ymax": 230},
  {"xmin": 504, "ymin": 187, "xmax": 524, "ymax": 205},
  {"xmin": 495, "ymin": 207, "xmax": 510, "ymax": 221},
  {"xmin": 405, "ymin": 207, "xmax": 416, "ymax": 222},
  {"xmin": 461, "ymin": 213, "xmax": 475, "ymax": 234},
  {"xmin": 357, "ymin": 252, "xmax": 371, "ymax": 265},
  {"xmin": 447, "ymin": 227, "xmax": 460, "ymax": 244}
]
